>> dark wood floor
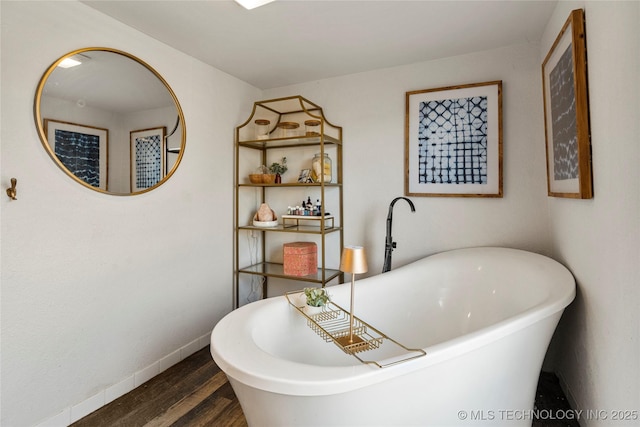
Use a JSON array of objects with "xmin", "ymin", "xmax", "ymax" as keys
[
  {"xmin": 73, "ymin": 346, "xmax": 578, "ymax": 427},
  {"xmin": 534, "ymin": 372, "xmax": 580, "ymax": 427},
  {"xmin": 71, "ymin": 347, "xmax": 246, "ymax": 427}
]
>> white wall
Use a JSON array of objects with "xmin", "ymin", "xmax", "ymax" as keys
[
  {"xmin": 0, "ymin": 2, "xmax": 260, "ymax": 426},
  {"xmin": 264, "ymin": 41, "xmax": 552, "ymax": 274},
  {"xmin": 3, "ymin": 1, "xmax": 636, "ymax": 426},
  {"xmin": 540, "ymin": 2, "xmax": 640, "ymax": 425}
]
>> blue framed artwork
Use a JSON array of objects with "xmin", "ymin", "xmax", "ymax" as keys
[
  {"xmin": 44, "ymin": 119, "xmax": 108, "ymax": 190},
  {"xmin": 130, "ymin": 126, "xmax": 166, "ymax": 192},
  {"xmin": 405, "ymin": 81, "xmax": 503, "ymax": 197},
  {"xmin": 542, "ymin": 9, "xmax": 592, "ymax": 199}
]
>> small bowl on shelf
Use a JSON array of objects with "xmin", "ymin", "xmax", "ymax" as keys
[
  {"xmin": 248, "ymin": 173, "xmax": 276, "ymax": 184},
  {"xmin": 261, "ymin": 174, "xmax": 276, "ymax": 184},
  {"xmin": 252, "ymin": 219, "xmax": 278, "ymax": 228},
  {"xmin": 252, "ymin": 209, "xmax": 277, "ymax": 228}
]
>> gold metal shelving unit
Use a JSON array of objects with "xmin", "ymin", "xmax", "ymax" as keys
[
  {"xmin": 285, "ymin": 291, "xmax": 427, "ymax": 368},
  {"xmin": 234, "ymin": 96, "xmax": 344, "ymax": 308}
]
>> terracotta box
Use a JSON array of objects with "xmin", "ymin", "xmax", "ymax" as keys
[{"xmin": 283, "ymin": 242, "xmax": 318, "ymax": 276}]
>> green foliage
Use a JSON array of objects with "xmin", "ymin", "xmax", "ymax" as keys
[
  {"xmin": 304, "ymin": 287, "xmax": 329, "ymax": 307},
  {"xmin": 269, "ymin": 157, "xmax": 288, "ymax": 175}
]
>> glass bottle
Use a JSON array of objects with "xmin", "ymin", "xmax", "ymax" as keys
[{"xmin": 311, "ymin": 153, "xmax": 332, "ymax": 183}]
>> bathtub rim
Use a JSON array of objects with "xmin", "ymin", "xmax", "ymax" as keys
[{"xmin": 211, "ymin": 246, "xmax": 576, "ymax": 396}]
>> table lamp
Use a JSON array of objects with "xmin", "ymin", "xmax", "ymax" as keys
[{"xmin": 337, "ymin": 245, "xmax": 368, "ymax": 346}]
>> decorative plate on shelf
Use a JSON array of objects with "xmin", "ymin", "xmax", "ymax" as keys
[{"xmin": 252, "ymin": 220, "xmax": 278, "ymax": 228}]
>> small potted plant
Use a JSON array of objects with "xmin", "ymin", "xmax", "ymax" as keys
[
  {"xmin": 302, "ymin": 287, "xmax": 330, "ymax": 315},
  {"xmin": 269, "ymin": 157, "xmax": 288, "ymax": 183}
]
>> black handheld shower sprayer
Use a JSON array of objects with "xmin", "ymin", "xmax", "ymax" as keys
[{"xmin": 382, "ymin": 197, "xmax": 416, "ymax": 273}]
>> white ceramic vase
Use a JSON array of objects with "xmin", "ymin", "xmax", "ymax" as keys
[{"xmin": 302, "ymin": 304, "xmax": 323, "ymax": 316}]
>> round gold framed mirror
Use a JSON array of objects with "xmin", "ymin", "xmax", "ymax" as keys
[{"xmin": 34, "ymin": 47, "xmax": 186, "ymax": 195}]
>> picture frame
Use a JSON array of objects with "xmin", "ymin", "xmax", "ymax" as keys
[
  {"xmin": 298, "ymin": 168, "xmax": 314, "ymax": 183},
  {"xmin": 44, "ymin": 119, "xmax": 108, "ymax": 190},
  {"xmin": 542, "ymin": 8, "xmax": 592, "ymax": 199},
  {"xmin": 130, "ymin": 126, "xmax": 166, "ymax": 192},
  {"xmin": 405, "ymin": 81, "xmax": 502, "ymax": 197}
]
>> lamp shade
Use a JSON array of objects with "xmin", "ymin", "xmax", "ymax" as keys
[{"xmin": 340, "ymin": 245, "xmax": 368, "ymax": 274}]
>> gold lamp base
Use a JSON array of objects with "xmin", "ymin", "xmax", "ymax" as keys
[
  {"xmin": 336, "ymin": 334, "xmax": 374, "ymax": 354},
  {"xmin": 335, "ymin": 334, "xmax": 365, "ymax": 347}
]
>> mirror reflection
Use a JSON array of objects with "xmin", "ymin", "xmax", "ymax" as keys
[{"xmin": 35, "ymin": 48, "xmax": 185, "ymax": 195}]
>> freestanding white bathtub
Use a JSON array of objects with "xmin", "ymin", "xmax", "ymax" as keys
[{"xmin": 211, "ymin": 247, "xmax": 575, "ymax": 426}]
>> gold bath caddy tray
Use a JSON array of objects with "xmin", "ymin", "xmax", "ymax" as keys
[{"xmin": 285, "ymin": 291, "xmax": 426, "ymax": 368}]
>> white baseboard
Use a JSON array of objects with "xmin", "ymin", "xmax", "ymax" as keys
[
  {"xmin": 35, "ymin": 332, "xmax": 212, "ymax": 427},
  {"xmin": 556, "ymin": 370, "xmax": 582, "ymax": 427}
]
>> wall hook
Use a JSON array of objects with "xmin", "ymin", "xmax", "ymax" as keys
[{"xmin": 6, "ymin": 178, "xmax": 17, "ymax": 200}]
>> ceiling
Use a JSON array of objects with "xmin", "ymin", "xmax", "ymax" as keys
[
  {"xmin": 82, "ymin": 0, "xmax": 557, "ymax": 90},
  {"xmin": 41, "ymin": 49, "xmax": 176, "ymax": 113}
]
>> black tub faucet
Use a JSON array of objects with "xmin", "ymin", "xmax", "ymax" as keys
[{"xmin": 382, "ymin": 197, "xmax": 416, "ymax": 273}]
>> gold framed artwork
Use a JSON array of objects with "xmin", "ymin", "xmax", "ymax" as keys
[
  {"xmin": 130, "ymin": 126, "xmax": 166, "ymax": 192},
  {"xmin": 44, "ymin": 119, "xmax": 109, "ymax": 190},
  {"xmin": 542, "ymin": 8, "xmax": 592, "ymax": 199},
  {"xmin": 405, "ymin": 81, "xmax": 503, "ymax": 197}
]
